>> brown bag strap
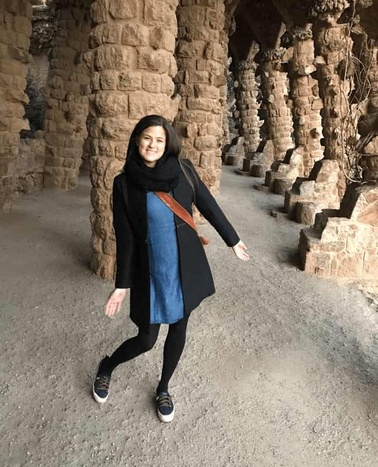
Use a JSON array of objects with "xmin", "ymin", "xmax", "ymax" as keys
[{"xmin": 154, "ymin": 191, "xmax": 197, "ymax": 233}]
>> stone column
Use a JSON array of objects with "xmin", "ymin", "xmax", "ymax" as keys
[
  {"xmin": 234, "ymin": 58, "xmax": 261, "ymax": 154},
  {"xmin": 43, "ymin": 0, "xmax": 92, "ymax": 190},
  {"xmin": 265, "ymin": 25, "xmax": 324, "ymax": 194},
  {"xmin": 357, "ymin": 38, "xmax": 378, "ymax": 181},
  {"xmin": 250, "ymin": 47, "xmax": 294, "ymax": 177},
  {"xmin": 297, "ymin": 3, "xmax": 378, "ymax": 285},
  {"xmin": 290, "ymin": 27, "xmax": 323, "ymax": 175},
  {"xmin": 174, "ymin": 0, "xmax": 228, "ymax": 193},
  {"xmin": 285, "ymin": 2, "xmax": 353, "ymax": 224},
  {"xmin": 87, "ymin": 0, "xmax": 179, "ymax": 279},
  {"xmin": 0, "ymin": 1, "xmax": 32, "ymax": 214}
]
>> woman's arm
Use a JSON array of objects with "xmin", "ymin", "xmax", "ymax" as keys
[
  {"xmin": 103, "ymin": 178, "xmax": 135, "ymax": 316},
  {"xmin": 185, "ymin": 161, "xmax": 249, "ymax": 261},
  {"xmin": 112, "ymin": 177, "xmax": 135, "ymax": 288}
]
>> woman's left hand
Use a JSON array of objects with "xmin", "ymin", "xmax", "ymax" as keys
[{"xmin": 232, "ymin": 240, "xmax": 250, "ymax": 261}]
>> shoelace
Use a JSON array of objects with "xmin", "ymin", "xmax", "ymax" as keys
[
  {"xmin": 96, "ymin": 375, "xmax": 110, "ymax": 391},
  {"xmin": 157, "ymin": 394, "xmax": 172, "ymax": 408}
]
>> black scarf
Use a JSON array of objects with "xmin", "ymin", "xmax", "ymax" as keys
[{"xmin": 125, "ymin": 153, "xmax": 180, "ymax": 192}]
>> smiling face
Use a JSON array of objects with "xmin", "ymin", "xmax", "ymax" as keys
[{"xmin": 137, "ymin": 125, "xmax": 167, "ymax": 168}]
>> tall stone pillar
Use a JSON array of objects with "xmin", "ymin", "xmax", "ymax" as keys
[
  {"xmin": 174, "ymin": 0, "xmax": 228, "ymax": 193},
  {"xmin": 285, "ymin": 2, "xmax": 353, "ymax": 224},
  {"xmin": 87, "ymin": 0, "xmax": 179, "ymax": 279},
  {"xmin": 43, "ymin": 0, "xmax": 92, "ymax": 190},
  {"xmin": 265, "ymin": 26, "xmax": 323, "ymax": 195},
  {"xmin": 251, "ymin": 48, "xmax": 294, "ymax": 177},
  {"xmin": 297, "ymin": 3, "xmax": 378, "ymax": 285},
  {"xmin": 357, "ymin": 38, "xmax": 378, "ymax": 181},
  {"xmin": 234, "ymin": 58, "xmax": 260, "ymax": 154},
  {"xmin": 290, "ymin": 27, "xmax": 323, "ymax": 175},
  {"xmin": 0, "ymin": 1, "xmax": 32, "ymax": 214}
]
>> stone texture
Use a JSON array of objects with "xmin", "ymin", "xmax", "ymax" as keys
[
  {"xmin": 234, "ymin": 54, "xmax": 261, "ymax": 156},
  {"xmin": 265, "ymin": 147, "xmax": 304, "ymax": 195},
  {"xmin": 174, "ymin": 0, "xmax": 227, "ymax": 194},
  {"xmin": 284, "ymin": 8, "xmax": 353, "ymax": 225},
  {"xmin": 16, "ymin": 133, "xmax": 46, "ymax": 194},
  {"xmin": 285, "ymin": 159, "xmax": 340, "ymax": 224},
  {"xmin": 43, "ymin": 2, "xmax": 92, "ymax": 190},
  {"xmin": 269, "ymin": 26, "xmax": 323, "ymax": 194},
  {"xmin": 299, "ymin": 184, "xmax": 378, "ymax": 281},
  {"xmin": 86, "ymin": 0, "xmax": 179, "ymax": 279},
  {"xmin": 0, "ymin": 0, "xmax": 32, "ymax": 214}
]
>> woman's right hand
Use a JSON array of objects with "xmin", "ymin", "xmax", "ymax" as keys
[{"xmin": 104, "ymin": 288, "xmax": 127, "ymax": 317}]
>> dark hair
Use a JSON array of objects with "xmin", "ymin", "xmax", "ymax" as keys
[{"xmin": 124, "ymin": 115, "xmax": 181, "ymax": 169}]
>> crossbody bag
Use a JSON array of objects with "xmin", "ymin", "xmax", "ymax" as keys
[{"xmin": 154, "ymin": 191, "xmax": 210, "ymax": 246}]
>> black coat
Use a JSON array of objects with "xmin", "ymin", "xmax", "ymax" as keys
[{"xmin": 112, "ymin": 160, "xmax": 240, "ymax": 328}]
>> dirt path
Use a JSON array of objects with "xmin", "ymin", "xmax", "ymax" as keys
[{"xmin": 1, "ymin": 166, "xmax": 377, "ymax": 467}]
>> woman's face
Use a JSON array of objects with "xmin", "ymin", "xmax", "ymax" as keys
[{"xmin": 137, "ymin": 125, "xmax": 166, "ymax": 168}]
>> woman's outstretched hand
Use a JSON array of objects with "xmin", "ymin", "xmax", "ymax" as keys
[
  {"xmin": 104, "ymin": 288, "xmax": 127, "ymax": 317},
  {"xmin": 232, "ymin": 240, "xmax": 250, "ymax": 261}
]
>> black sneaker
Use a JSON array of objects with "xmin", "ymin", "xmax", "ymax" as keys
[
  {"xmin": 92, "ymin": 357, "xmax": 111, "ymax": 404},
  {"xmin": 155, "ymin": 392, "xmax": 175, "ymax": 422}
]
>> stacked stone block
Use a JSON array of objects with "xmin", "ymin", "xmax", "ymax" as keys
[
  {"xmin": 299, "ymin": 184, "xmax": 378, "ymax": 282},
  {"xmin": 253, "ymin": 48, "xmax": 294, "ymax": 177},
  {"xmin": 285, "ymin": 7, "xmax": 353, "ymax": 225},
  {"xmin": 234, "ymin": 59, "xmax": 260, "ymax": 154},
  {"xmin": 358, "ymin": 41, "xmax": 378, "ymax": 181},
  {"xmin": 290, "ymin": 30, "xmax": 323, "ymax": 175},
  {"xmin": 265, "ymin": 147, "xmax": 304, "ymax": 195},
  {"xmin": 266, "ymin": 26, "xmax": 323, "ymax": 195},
  {"xmin": 300, "ymin": 25, "xmax": 378, "ymax": 285},
  {"xmin": 87, "ymin": 0, "xmax": 180, "ymax": 279},
  {"xmin": 0, "ymin": 0, "xmax": 32, "ymax": 214},
  {"xmin": 16, "ymin": 132, "xmax": 46, "ymax": 194},
  {"xmin": 174, "ymin": 0, "xmax": 228, "ymax": 193},
  {"xmin": 43, "ymin": 0, "xmax": 92, "ymax": 190},
  {"xmin": 284, "ymin": 158, "xmax": 340, "ymax": 224}
]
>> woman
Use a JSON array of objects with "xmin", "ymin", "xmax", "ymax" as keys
[{"xmin": 93, "ymin": 115, "xmax": 249, "ymax": 422}]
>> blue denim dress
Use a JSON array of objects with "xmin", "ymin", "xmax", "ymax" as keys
[{"xmin": 146, "ymin": 192, "xmax": 184, "ymax": 324}]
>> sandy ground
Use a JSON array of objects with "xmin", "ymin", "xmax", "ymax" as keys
[{"xmin": 0, "ymin": 165, "xmax": 378, "ymax": 467}]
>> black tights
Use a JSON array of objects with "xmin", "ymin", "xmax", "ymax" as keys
[{"xmin": 104, "ymin": 315, "xmax": 189, "ymax": 394}]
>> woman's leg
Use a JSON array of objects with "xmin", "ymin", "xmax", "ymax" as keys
[
  {"xmin": 156, "ymin": 315, "xmax": 189, "ymax": 394},
  {"xmin": 104, "ymin": 323, "xmax": 161, "ymax": 375}
]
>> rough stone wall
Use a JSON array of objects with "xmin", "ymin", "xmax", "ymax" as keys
[
  {"xmin": 43, "ymin": 0, "xmax": 92, "ymax": 190},
  {"xmin": 312, "ymin": 12, "xmax": 354, "ymax": 197},
  {"xmin": 30, "ymin": 2, "xmax": 55, "ymax": 57},
  {"xmin": 86, "ymin": 0, "xmax": 180, "ymax": 279},
  {"xmin": 234, "ymin": 59, "xmax": 260, "ymax": 154},
  {"xmin": 0, "ymin": 0, "xmax": 32, "ymax": 214},
  {"xmin": 284, "ymin": 4, "xmax": 354, "ymax": 225},
  {"xmin": 29, "ymin": 1, "xmax": 54, "ymax": 86},
  {"xmin": 16, "ymin": 132, "xmax": 46, "ymax": 194},
  {"xmin": 357, "ymin": 39, "xmax": 378, "ymax": 181},
  {"xmin": 264, "ymin": 26, "xmax": 324, "ymax": 195},
  {"xmin": 299, "ymin": 184, "xmax": 378, "ymax": 281},
  {"xmin": 288, "ymin": 27, "xmax": 323, "ymax": 177},
  {"xmin": 284, "ymin": 158, "xmax": 341, "ymax": 223},
  {"xmin": 259, "ymin": 48, "xmax": 294, "ymax": 160},
  {"xmin": 174, "ymin": 0, "xmax": 228, "ymax": 193}
]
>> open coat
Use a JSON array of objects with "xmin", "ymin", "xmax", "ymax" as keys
[{"xmin": 112, "ymin": 160, "xmax": 240, "ymax": 328}]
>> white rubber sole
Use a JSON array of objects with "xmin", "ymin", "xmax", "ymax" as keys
[
  {"xmin": 157, "ymin": 408, "xmax": 175, "ymax": 423},
  {"xmin": 92, "ymin": 385, "xmax": 108, "ymax": 404}
]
